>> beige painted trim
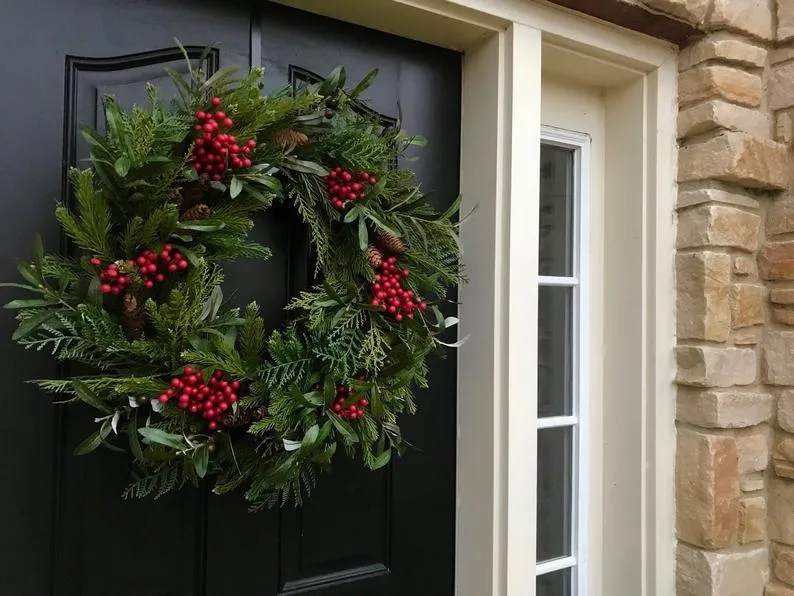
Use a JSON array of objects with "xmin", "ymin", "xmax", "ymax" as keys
[{"xmin": 275, "ymin": 1, "xmax": 678, "ymax": 594}]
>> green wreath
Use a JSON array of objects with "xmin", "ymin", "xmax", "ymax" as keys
[{"xmin": 2, "ymin": 48, "xmax": 464, "ymax": 509}]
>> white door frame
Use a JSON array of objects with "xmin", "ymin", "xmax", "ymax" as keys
[{"xmin": 277, "ymin": 2, "xmax": 678, "ymax": 594}]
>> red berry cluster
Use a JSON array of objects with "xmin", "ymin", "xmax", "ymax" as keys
[
  {"xmin": 370, "ymin": 256, "xmax": 427, "ymax": 322},
  {"xmin": 331, "ymin": 384, "xmax": 368, "ymax": 421},
  {"xmin": 90, "ymin": 258, "xmax": 132, "ymax": 295},
  {"xmin": 158, "ymin": 366, "xmax": 241, "ymax": 431},
  {"xmin": 134, "ymin": 245, "xmax": 188, "ymax": 289},
  {"xmin": 325, "ymin": 166, "xmax": 376, "ymax": 210},
  {"xmin": 191, "ymin": 96, "xmax": 257, "ymax": 181}
]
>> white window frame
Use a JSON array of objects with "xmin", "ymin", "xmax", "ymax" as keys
[
  {"xmin": 277, "ymin": 1, "xmax": 678, "ymax": 594},
  {"xmin": 535, "ymin": 126, "xmax": 591, "ymax": 594}
]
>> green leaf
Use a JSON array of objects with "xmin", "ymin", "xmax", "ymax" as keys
[
  {"xmin": 371, "ymin": 448, "xmax": 392, "ymax": 470},
  {"xmin": 86, "ymin": 275, "xmax": 102, "ymax": 308},
  {"xmin": 80, "ymin": 126, "xmax": 107, "ymax": 149},
  {"xmin": 229, "ymin": 176, "xmax": 243, "ymax": 199},
  {"xmin": 174, "ymin": 245, "xmax": 200, "ymax": 267},
  {"xmin": 283, "ymin": 438, "xmax": 302, "ymax": 452},
  {"xmin": 348, "ymin": 68, "xmax": 378, "ymax": 99},
  {"xmin": 282, "ymin": 157, "xmax": 328, "ymax": 176},
  {"xmin": 127, "ymin": 412, "xmax": 143, "ymax": 460},
  {"xmin": 328, "ymin": 412, "xmax": 358, "ymax": 443},
  {"xmin": 364, "ymin": 211, "xmax": 401, "ymax": 238},
  {"xmin": 199, "ymin": 65, "xmax": 239, "ymax": 93},
  {"xmin": 4, "ymin": 299, "xmax": 57, "ymax": 309},
  {"xmin": 16, "ymin": 262, "xmax": 40, "ymax": 286},
  {"xmin": 114, "ymin": 155, "xmax": 130, "ymax": 177},
  {"xmin": 318, "ymin": 66, "xmax": 345, "ymax": 96},
  {"xmin": 0, "ymin": 282, "xmax": 41, "ymax": 292},
  {"xmin": 192, "ymin": 445, "xmax": 210, "ymax": 478},
  {"xmin": 200, "ymin": 285, "xmax": 223, "ymax": 322},
  {"xmin": 72, "ymin": 380, "xmax": 112, "ymax": 414},
  {"xmin": 302, "ymin": 424, "xmax": 320, "ymax": 450},
  {"xmin": 138, "ymin": 427, "xmax": 189, "ymax": 451},
  {"xmin": 178, "ymin": 221, "xmax": 226, "ymax": 232},
  {"xmin": 12, "ymin": 309, "xmax": 56, "ymax": 340},
  {"xmin": 358, "ymin": 217, "xmax": 368, "ymax": 251},
  {"xmin": 343, "ymin": 206, "xmax": 361, "ymax": 223},
  {"xmin": 438, "ymin": 194, "xmax": 463, "ymax": 222},
  {"xmin": 73, "ymin": 430, "xmax": 103, "ymax": 456},
  {"xmin": 209, "ymin": 181, "xmax": 227, "ymax": 193}
]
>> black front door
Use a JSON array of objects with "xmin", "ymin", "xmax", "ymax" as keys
[{"xmin": 0, "ymin": 2, "xmax": 461, "ymax": 595}]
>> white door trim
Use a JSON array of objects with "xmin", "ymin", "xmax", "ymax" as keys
[{"xmin": 275, "ymin": 2, "xmax": 678, "ymax": 594}]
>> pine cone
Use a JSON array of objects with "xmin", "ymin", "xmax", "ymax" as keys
[
  {"xmin": 221, "ymin": 405, "xmax": 267, "ymax": 428},
  {"xmin": 181, "ymin": 203, "xmax": 212, "ymax": 221},
  {"xmin": 121, "ymin": 292, "xmax": 146, "ymax": 340},
  {"xmin": 377, "ymin": 230, "xmax": 407, "ymax": 255},
  {"xmin": 367, "ymin": 244, "xmax": 383, "ymax": 268},
  {"xmin": 269, "ymin": 129, "xmax": 309, "ymax": 147}
]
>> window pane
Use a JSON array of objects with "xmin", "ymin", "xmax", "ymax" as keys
[
  {"xmin": 536, "ymin": 567, "xmax": 572, "ymax": 596},
  {"xmin": 539, "ymin": 144, "xmax": 574, "ymax": 277},
  {"xmin": 538, "ymin": 285, "xmax": 573, "ymax": 417},
  {"xmin": 537, "ymin": 426, "xmax": 573, "ymax": 562}
]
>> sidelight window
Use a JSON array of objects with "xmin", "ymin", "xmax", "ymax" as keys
[{"xmin": 536, "ymin": 127, "xmax": 590, "ymax": 596}]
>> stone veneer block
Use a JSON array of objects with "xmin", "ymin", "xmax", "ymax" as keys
[
  {"xmin": 679, "ymin": 32, "xmax": 768, "ymax": 70},
  {"xmin": 678, "ymin": 133, "xmax": 788, "ymax": 190},
  {"xmin": 676, "ymin": 428, "xmax": 740, "ymax": 548},
  {"xmin": 742, "ymin": 472, "xmax": 765, "ymax": 492},
  {"xmin": 677, "ymin": 252, "xmax": 731, "ymax": 341},
  {"xmin": 678, "ymin": 100, "xmax": 770, "ymax": 139},
  {"xmin": 773, "ymin": 307, "xmax": 794, "ymax": 326},
  {"xmin": 776, "ymin": 109, "xmax": 794, "ymax": 144},
  {"xmin": 767, "ymin": 199, "xmax": 794, "ymax": 236},
  {"xmin": 677, "ymin": 346, "xmax": 756, "ymax": 387},
  {"xmin": 769, "ymin": 479, "xmax": 794, "ymax": 544},
  {"xmin": 771, "ymin": 61, "xmax": 794, "ymax": 111},
  {"xmin": 734, "ymin": 255, "xmax": 757, "ymax": 277},
  {"xmin": 709, "ymin": 0, "xmax": 774, "ymax": 41},
  {"xmin": 774, "ymin": 543, "xmax": 794, "ymax": 586},
  {"xmin": 734, "ymin": 327, "xmax": 761, "ymax": 345},
  {"xmin": 773, "ymin": 289, "xmax": 794, "ymax": 305},
  {"xmin": 764, "ymin": 330, "xmax": 794, "ymax": 385},
  {"xmin": 679, "ymin": 65, "xmax": 763, "ymax": 107},
  {"xmin": 737, "ymin": 431, "xmax": 769, "ymax": 474},
  {"xmin": 776, "ymin": 460, "xmax": 794, "ymax": 480},
  {"xmin": 780, "ymin": 0, "xmax": 794, "ymax": 41},
  {"xmin": 677, "ymin": 390, "xmax": 772, "ymax": 428},
  {"xmin": 678, "ymin": 186, "xmax": 760, "ymax": 210},
  {"xmin": 739, "ymin": 495, "xmax": 767, "ymax": 543},
  {"xmin": 759, "ymin": 242, "xmax": 794, "ymax": 280},
  {"xmin": 676, "ymin": 543, "xmax": 768, "ymax": 596},
  {"xmin": 677, "ymin": 204, "xmax": 759, "ymax": 251},
  {"xmin": 639, "ymin": 0, "xmax": 710, "ymax": 23},
  {"xmin": 779, "ymin": 391, "xmax": 794, "ymax": 433},
  {"xmin": 731, "ymin": 284, "xmax": 765, "ymax": 328},
  {"xmin": 767, "ymin": 583, "xmax": 794, "ymax": 596}
]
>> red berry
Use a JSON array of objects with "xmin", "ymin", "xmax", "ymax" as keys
[
  {"xmin": 90, "ymin": 257, "xmax": 101, "ymax": 267},
  {"xmin": 212, "ymin": 174, "xmax": 222, "ymax": 181},
  {"xmin": 99, "ymin": 284, "xmax": 112, "ymax": 294},
  {"xmin": 159, "ymin": 395, "xmax": 169, "ymax": 404},
  {"xmin": 242, "ymin": 158, "xmax": 252, "ymax": 168},
  {"xmin": 230, "ymin": 144, "xmax": 240, "ymax": 154},
  {"xmin": 211, "ymin": 97, "xmax": 221, "ymax": 106},
  {"xmin": 395, "ymin": 314, "xmax": 403, "ymax": 321},
  {"xmin": 358, "ymin": 399, "xmax": 368, "ymax": 407},
  {"xmin": 208, "ymin": 421, "xmax": 218, "ymax": 431},
  {"xmin": 369, "ymin": 177, "xmax": 377, "ymax": 185},
  {"xmin": 144, "ymin": 280, "xmax": 154, "ymax": 289},
  {"xmin": 230, "ymin": 380, "xmax": 240, "ymax": 390},
  {"xmin": 178, "ymin": 260, "xmax": 189, "ymax": 270},
  {"xmin": 196, "ymin": 111, "xmax": 206, "ymax": 120},
  {"xmin": 247, "ymin": 139, "xmax": 257, "ymax": 148},
  {"xmin": 214, "ymin": 111, "xmax": 226, "ymax": 120},
  {"xmin": 419, "ymin": 302, "xmax": 427, "ymax": 311},
  {"xmin": 222, "ymin": 118, "xmax": 233, "ymax": 128}
]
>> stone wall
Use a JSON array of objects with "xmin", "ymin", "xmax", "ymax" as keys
[{"xmin": 633, "ymin": 0, "xmax": 794, "ymax": 594}]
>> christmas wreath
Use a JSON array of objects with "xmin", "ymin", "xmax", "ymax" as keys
[{"xmin": 2, "ymin": 47, "xmax": 464, "ymax": 509}]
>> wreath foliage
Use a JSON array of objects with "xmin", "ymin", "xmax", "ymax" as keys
[{"xmin": 2, "ymin": 47, "xmax": 464, "ymax": 509}]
